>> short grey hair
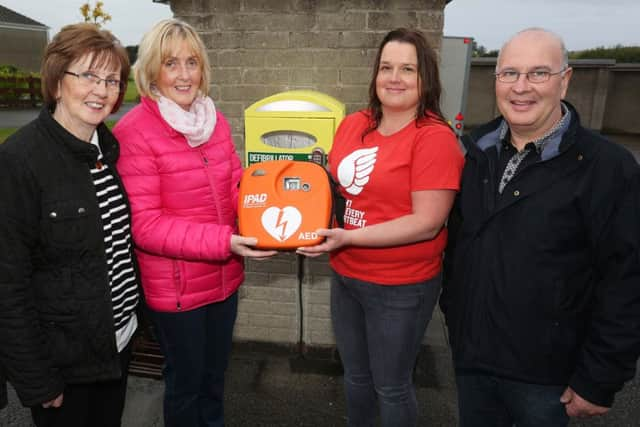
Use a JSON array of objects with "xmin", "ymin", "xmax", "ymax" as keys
[{"xmin": 496, "ymin": 27, "xmax": 569, "ymax": 72}]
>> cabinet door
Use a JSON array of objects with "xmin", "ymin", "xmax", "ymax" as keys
[{"xmin": 245, "ymin": 117, "xmax": 336, "ymax": 165}]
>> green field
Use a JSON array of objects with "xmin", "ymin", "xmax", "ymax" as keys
[
  {"xmin": 123, "ymin": 78, "xmax": 138, "ymax": 103},
  {"xmin": 0, "ymin": 127, "xmax": 16, "ymax": 143}
]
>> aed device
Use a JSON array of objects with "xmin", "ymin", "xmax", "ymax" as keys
[
  {"xmin": 244, "ymin": 90, "xmax": 345, "ymax": 167},
  {"xmin": 238, "ymin": 160, "xmax": 333, "ymax": 250}
]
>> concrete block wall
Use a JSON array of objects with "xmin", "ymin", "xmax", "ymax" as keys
[
  {"xmin": 604, "ymin": 64, "xmax": 640, "ymax": 134},
  {"xmin": 166, "ymin": 0, "xmax": 449, "ymax": 347}
]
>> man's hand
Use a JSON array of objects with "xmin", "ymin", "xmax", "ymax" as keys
[
  {"xmin": 42, "ymin": 393, "xmax": 63, "ymax": 408},
  {"xmin": 560, "ymin": 387, "xmax": 609, "ymax": 418}
]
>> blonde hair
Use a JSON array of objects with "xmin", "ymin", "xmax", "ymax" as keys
[{"xmin": 133, "ymin": 19, "xmax": 210, "ymax": 99}]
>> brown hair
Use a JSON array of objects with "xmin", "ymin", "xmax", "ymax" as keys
[
  {"xmin": 41, "ymin": 23, "xmax": 130, "ymax": 113},
  {"xmin": 365, "ymin": 28, "xmax": 446, "ymax": 137}
]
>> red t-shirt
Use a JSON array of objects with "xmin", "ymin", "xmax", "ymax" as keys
[{"xmin": 328, "ymin": 111, "xmax": 464, "ymax": 285}]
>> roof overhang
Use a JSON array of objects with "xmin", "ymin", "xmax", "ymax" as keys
[{"xmin": 0, "ymin": 22, "xmax": 48, "ymax": 31}]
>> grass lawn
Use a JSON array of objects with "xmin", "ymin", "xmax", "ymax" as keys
[
  {"xmin": 124, "ymin": 78, "xmax": 138, "ymax": 103},
  {"xmin": 0, "ymin": 127, "xmax": 16, "ymax": 144}
]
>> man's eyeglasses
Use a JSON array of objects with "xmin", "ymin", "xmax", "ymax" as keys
[
  {"xmin": 64, "ymin": 71, "xmax": 123, "ymax": 92},
  {"xmin": 495, "ymin": 68, "xmax": 568, "ymax": 84}
]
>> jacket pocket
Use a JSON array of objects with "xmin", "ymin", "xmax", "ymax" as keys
[
  {"xmin": 41, "ymin": 312, "xmax": 83, "ymax": 368},
  {"xmin": 548, "ymin": 279, "xmax": 581, "ymax": 372},
  {"xmin": 42, "ymin": 200, "xmax": 91, "ymax": 247}
]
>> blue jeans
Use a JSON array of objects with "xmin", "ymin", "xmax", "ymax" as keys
[
  {"xmin": 150, "ymin": 292, "xmax": 238, "ymax": 427},
  {"xmin": 456, "ymin": 372, "xmax": 569, "ymax": 427},
  {"xmin": 331, "ymin": 271, "xmax": 442, "ymax": 427}
]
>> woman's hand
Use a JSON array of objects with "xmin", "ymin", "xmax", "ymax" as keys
[
  {"xmin": 296, "ymin": 228, "xmax": 352, "ymax": 257},
  {"xmin": 230, "ymin": 235, "xmax": 277, "ymax": 259},
  {"xmin": 42, "ymin": 393, "xmax": 63, "ymax": 408}
]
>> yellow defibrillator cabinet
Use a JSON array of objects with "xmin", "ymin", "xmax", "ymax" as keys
[{"xmin": 244, "ymin": 90, "xmax": 345, "ymax": 166}]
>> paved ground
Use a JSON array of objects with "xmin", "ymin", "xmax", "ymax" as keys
[
  {"xmin": 1, "ymin": 310, "xmax": 460, "ymax": 427},
  {"xmin": 2, "ymin": 308, "xmax": 639, "ymax": 427}
]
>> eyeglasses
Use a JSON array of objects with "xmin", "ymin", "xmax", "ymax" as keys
[
  {"xmin": 494, "ymin": 68, "xmax": 568, "ymax": 84},
  {"xmin": 64, "ymin": 71, "xmax": 123, "ymax": 92}
]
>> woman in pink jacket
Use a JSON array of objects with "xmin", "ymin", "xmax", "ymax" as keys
[{"xmin": 113, "ymin": 20, "xmax": 275, "ymax": 427}]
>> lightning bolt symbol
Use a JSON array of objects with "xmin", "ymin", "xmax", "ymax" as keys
[{"xmin": 275, "ymin": 210, "xmax": 289, "ymax": 241}]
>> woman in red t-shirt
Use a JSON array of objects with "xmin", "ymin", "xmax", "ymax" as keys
[{"xmin": 298, "ymin": 28, "xmax": 464, "ymax": 426}]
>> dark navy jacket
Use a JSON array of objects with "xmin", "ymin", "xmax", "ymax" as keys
[{"xmin": 441, "ymin": 103, "xmax": 640, "ymax": 407}]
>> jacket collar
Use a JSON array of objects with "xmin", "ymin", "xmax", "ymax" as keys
[
  {"xmin": 464, "ymin": 101, "xmax": 581, "ymax": 162},
  {"xmin": 39, "ymin": 108, "xmax": 119, "ymax": 166},
  {"xmin": 140, "ymin": 96, "xmax": 182, "ymax": 139}
]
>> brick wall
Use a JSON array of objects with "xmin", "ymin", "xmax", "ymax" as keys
[{"xmin": 166, "ymin": 0, "xmax": 448, "ymax": 347}]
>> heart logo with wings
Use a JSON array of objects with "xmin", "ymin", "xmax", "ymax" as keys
[{"xmin": 337, "ymin": 146, "xmax": 379, "ymax": 195}]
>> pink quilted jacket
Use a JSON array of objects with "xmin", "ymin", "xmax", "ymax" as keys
[{"xmin": 114, "ymin": 97, "xmax": 244, "ymax": 312}]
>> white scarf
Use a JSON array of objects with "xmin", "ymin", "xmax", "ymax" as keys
[{"xmin": 156, "ymin": 94, "xmax": 217, "ymax": 147}]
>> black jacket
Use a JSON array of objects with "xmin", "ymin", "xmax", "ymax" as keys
[
  {"xmin": 0, "ymin": 367, "xmax": 6, "ymax": 410},
  {"xmin": 0, "ymin": 109, "xmax": 137, "ymax": 407},
  {"xmin": 441, "ymin": 103, "xmax": 640, "ymax": 407}
]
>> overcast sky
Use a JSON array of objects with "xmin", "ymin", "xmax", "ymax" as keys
[
  {"xmin": 1, "ymin": 0, "xmax": 172, "ymax": 46},
  {"xmin": 444, "ymin": 0, "xmax": 640, "ymax": 51},
  {"xmin": 1, "ymin": 0, "xmax": 638, "ymax": 51}
]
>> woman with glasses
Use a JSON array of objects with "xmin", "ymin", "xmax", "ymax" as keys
[
  {"xmin": 0, "ymin": 24, "xmax": 139, "ymax": 427},
  {"xmin": 113, "ymin": 19, "xmax": 275, "ymax": 427}
]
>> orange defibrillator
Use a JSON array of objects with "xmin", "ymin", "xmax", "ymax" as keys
[{"xmin": 238, "ymin": 160, "xmax": 341, "ymax": 250}]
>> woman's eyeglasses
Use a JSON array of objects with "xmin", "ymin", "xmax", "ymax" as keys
[{"xmin": 64, "ymin": 71, "xmax": 123, "ymax": 92}]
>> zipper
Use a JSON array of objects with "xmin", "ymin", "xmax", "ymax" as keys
[
  {"xmin": 197, "ymin": 147, "xmax": 229, "ymax": 297},
  {"xmin": 172, "ymin": 260, "xmax": 182, "ymax": 310}
]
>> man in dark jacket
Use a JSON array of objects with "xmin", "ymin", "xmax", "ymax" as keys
[{"xmin": 441, "ymin": 27, "xmax": 640, "ymax": 426}]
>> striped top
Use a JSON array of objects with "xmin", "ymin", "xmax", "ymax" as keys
[{"xmin": 90, "ymin": 133, "xmax": 138, "ymax": 352}]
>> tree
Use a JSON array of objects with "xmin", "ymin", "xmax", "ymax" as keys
[
  {"xmin": 570, "ymin": 45, "xmax": 640, "ymax": 63},
  {"xmin": 125, "ymin": 45, "xmax": 138, "ymax": 65},
  {"xmin": 471, "ymin": 40, "xmax": 498, "ymax": 58},
  {"xmin": 471, "ymin": 40, "xmax": 486, "ymax": 57},
  {"xmin": 80, "ymin": 1, "xmax": 112, "ymax": 28}
]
